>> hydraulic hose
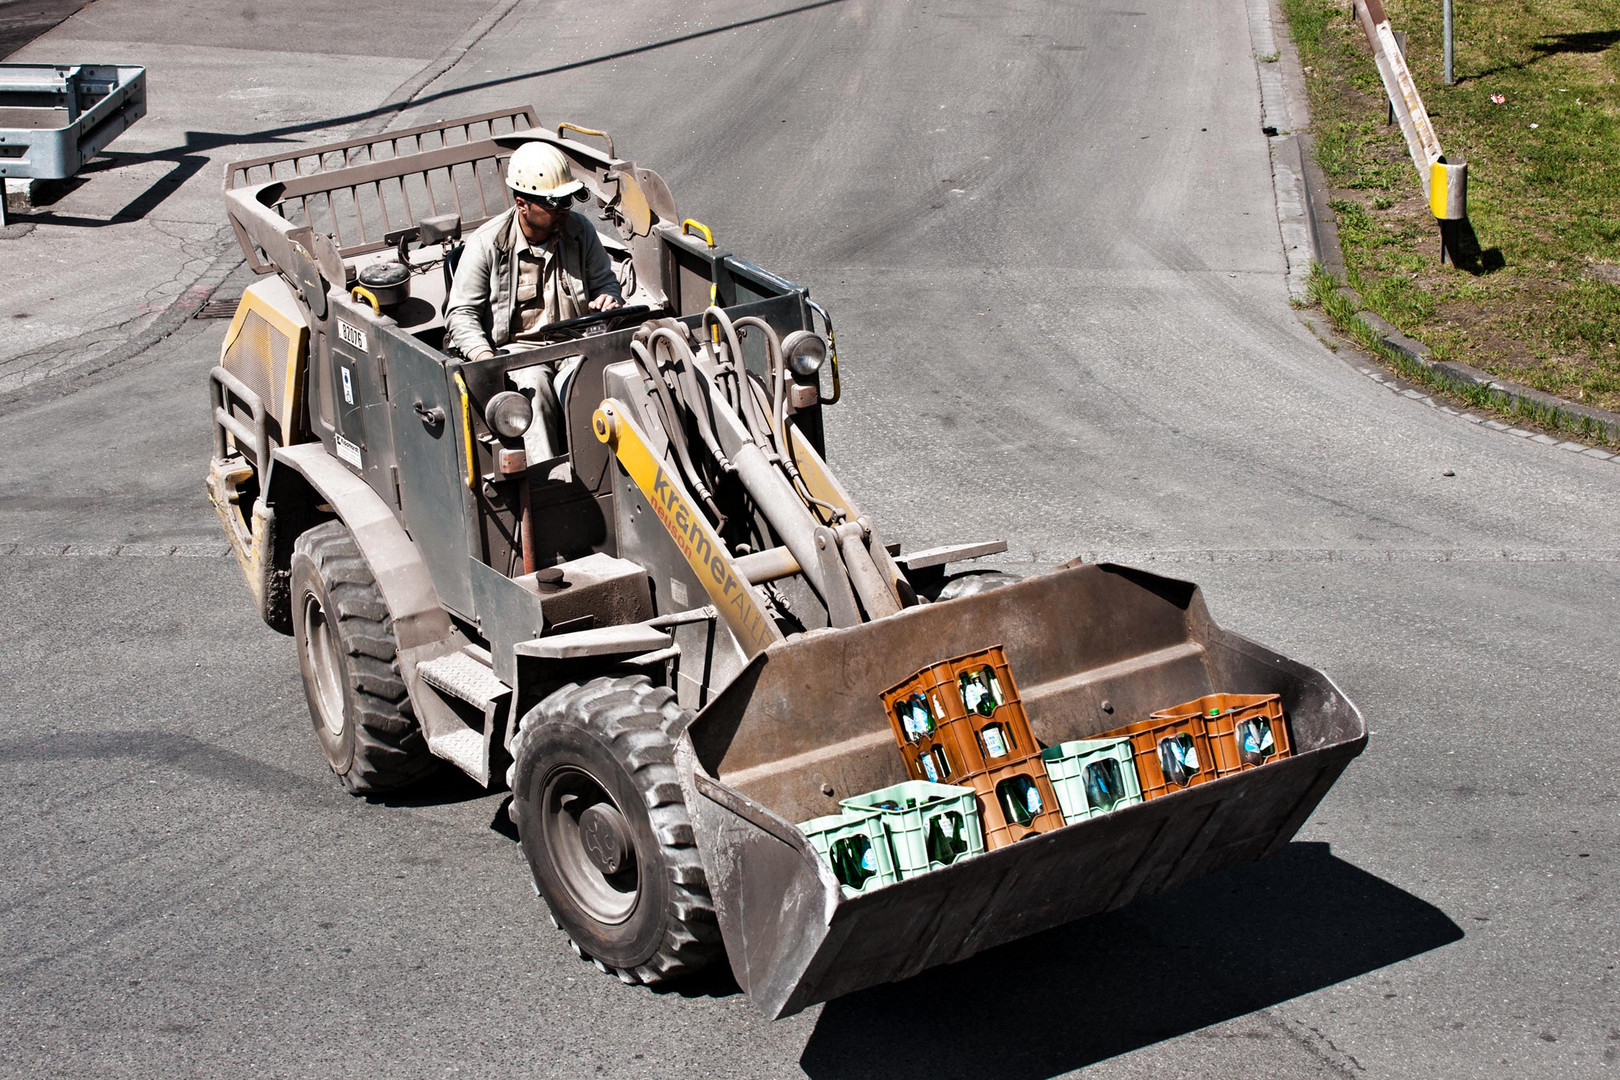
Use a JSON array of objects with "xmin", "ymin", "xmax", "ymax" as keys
[
  {"xmin": 649, "ymin": 326, "xmax": 733, "ymax": 474},
  {"xmin": 735, "ymin": 315, "xmax": 843, "ymax": 525},
  {"xmin": 629, "ymin": 338, "xmax": 726, "ymax": 527},
  {"xmin": 704, "ymin": 307, "xmax": 775, "ymax": 453}
]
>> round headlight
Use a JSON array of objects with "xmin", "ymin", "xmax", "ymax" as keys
[
  {"xmin": 782, "ymin": 330, "xmax": 828, "ymax": 377},
  {"xmin": 485, "ymin": 390, "xmax": 534, "ymax": 439}
]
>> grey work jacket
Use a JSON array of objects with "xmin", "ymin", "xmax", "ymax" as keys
[{"xmin": 444, "ymin": 206, "xmax": 622, "ymax": 357}]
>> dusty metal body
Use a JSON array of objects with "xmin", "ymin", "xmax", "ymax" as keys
[{"xmin": 207, "ymin": 108, "xmax": 1366, "ymax": 1018}]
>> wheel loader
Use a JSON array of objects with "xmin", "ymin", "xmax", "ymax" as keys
[{"xmin": 206, "ymin": 107, "xmax": 1367, "ymax": 1019}]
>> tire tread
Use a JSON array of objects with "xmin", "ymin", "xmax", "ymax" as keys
[
  {"xmin": 292, "ymin": 521, "xmax": 438, "ymax": 794},
  {"xmin": 509, "ymin": 675, "xmax": 721, "ymax": 986}
]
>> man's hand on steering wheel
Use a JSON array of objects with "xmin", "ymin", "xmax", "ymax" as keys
[
  {"xmin": 588, "ymin": 293, "xmax": 624, "ymax": 312},
  {"xmin": 507, "ymin": 303, "xmax": 654, "ymax": 346}
]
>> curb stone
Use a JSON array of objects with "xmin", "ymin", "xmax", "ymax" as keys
[{"xmin": 1351, "ymin": 308, "xmax": 1620, "ymax": 445}]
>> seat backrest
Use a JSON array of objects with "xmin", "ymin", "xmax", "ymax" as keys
[{"xmin": 440, "ymin": 241, "xmax": 465, "ymax": 315}]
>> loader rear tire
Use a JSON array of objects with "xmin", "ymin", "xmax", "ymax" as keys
[
  {"xmin": 508, "ymin": 676, "xmax": 722, "ymax": 986},
  {"xmin": 289, "ymin": 521, "xmax": 439, "ymax": 795}
]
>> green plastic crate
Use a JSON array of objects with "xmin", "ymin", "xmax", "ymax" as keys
[
  {"xmin": 839, "ymin": 780, "xmax": 984, "ymax": 877},
  {"xmin": 798, "ymin": 809, "xmax": 899, "ymax": 895},
  {"xmin": 1042, "ymin": 737, "xmax": 1144, "ymax": 823}
]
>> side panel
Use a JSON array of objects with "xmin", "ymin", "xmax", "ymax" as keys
[
  {"xmin": 385, "ymin": 338, "xmax": 479, "ymax": 622},
  {"xmin": 325, "ymin": 302, "xmax": 377, "ymax": 469},
  {"xmin": 318, "ymin": 293, "xmax": 405, "ymax": 511},
  {"xmin": 467, "ymin": 560, "xmax": 545, "ymax": 686}
]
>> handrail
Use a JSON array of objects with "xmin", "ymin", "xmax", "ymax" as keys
[
  {"xmin": 225, "ymin": 106, "xmax": 537, "ymax": 190},
  {"xmin": 209, "ymin": 364, "xmax": 273, "ymax": 467},
  {"xmin": 225, "ymin": 124, "xmax": 522, "ymax": 274}
]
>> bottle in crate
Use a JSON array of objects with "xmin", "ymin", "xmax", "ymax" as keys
[
  {"xmin": 796, "ymin": 809, "xmax": 900, "ymax": 895},
  {"xmin": 1150, "ymin": 692, "xmax": 1292, "ymax": 778},
  {"xmin": 956, "ymin": 663, "xmax": 1004, "ymax": 717},
  {"xmin": 968, "ymin": 760, "xmax": 1066, "ymax": 849},
  {"xmin": 840, "ymin": 780, "xmax": 985, "ymax": 877},
  {"xmin": 1110, "ymin": 710, "xmax": 1215, "ymax": 800},
  {"xmin": 892, "ymin": 690, "xmax": 938, "ymax": 741},
  {"xmin": 882, "ymin": 680, "xmax": 974, "ymax": 783},
  {"xmin": 946, "ymin": 647, "xmax": 1038, "ymax": 768},
  {"xmin": 1041, "ymin": 737, "xmax": 1144, "ymax": 823}
]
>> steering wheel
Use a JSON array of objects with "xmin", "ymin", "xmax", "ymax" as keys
[{"xmin": 513, "ymin": 304, "xmax": 654, "ymax": 344}]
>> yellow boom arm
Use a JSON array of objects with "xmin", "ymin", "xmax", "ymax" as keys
[{"xmin": 592, "ymin": 399, "xmax": 784, "ymax": 657}]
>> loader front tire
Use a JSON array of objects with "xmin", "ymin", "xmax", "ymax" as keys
[
  {"xmin": 508, "ymin": 676, "xmax": 722, "ymax": 985},
  {"xmin": 289, "ymin": 521, "xmax": 439, "ymax": 794}
]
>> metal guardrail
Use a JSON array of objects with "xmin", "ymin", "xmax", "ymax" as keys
[
  {"xmin": 1351, "ymin": 0, "xmax": 1467, "ymax": 259},
  {"xmin": 0, "ymin": 62, "xmax": 147, "ymax": 225},
  {"xmin": 1353, "ymin": 0, "xmax": 1440, "ymax": 194}
]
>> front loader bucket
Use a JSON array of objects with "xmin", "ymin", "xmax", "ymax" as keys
[{"xmin": 674, "ymin": 562, "xmax": 1366, "ymax": 1019}]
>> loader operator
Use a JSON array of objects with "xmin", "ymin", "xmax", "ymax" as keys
[{"xmin": 446, "ymin": 141, "xmax": 623, "ymax": 458}]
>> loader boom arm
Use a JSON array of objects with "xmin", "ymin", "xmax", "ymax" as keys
[{"xmin": 592, "ymin": 399, "xmax": 784, "ymax": 656}]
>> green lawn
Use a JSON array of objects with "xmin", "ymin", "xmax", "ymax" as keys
[{"xmin": 1284, "ymin": 0, "xmax": 1620, "ymax": 412}]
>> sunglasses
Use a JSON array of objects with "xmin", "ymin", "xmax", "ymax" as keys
[{"xmin": 517, "ymin": 193, "xmax": 574, "ymax": 212}]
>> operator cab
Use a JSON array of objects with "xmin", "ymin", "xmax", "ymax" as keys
[
  {"xmin": 339, "ymin": 207, "xmax": 663, "ymax": 356},
  {"xmin": 265, "ymin": 125, "xmax": 833, "ymax": 595}
]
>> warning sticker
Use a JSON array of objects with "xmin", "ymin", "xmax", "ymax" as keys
[{"xmin": 334, "ymin": 433, "xmax": 363, "ymax": 469}]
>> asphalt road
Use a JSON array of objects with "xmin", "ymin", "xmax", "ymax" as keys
[{"xmin": 2, "ymin": 1, "xmax": 1617, "ymax": 1078}]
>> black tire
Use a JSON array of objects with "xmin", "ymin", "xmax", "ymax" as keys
[
  {"xmin": 289, "ymin": 521, "xmax": 439, "ymax": 794},
  {"xmin": 926, "ymin": 568, "xmax": 1023, "ymax": 602},
  {"xmin": 508, "ymin": 676, "xmax": 722, "ymax": 985}
]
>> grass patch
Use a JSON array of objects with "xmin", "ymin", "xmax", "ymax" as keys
[{"xmin": 1284, "ymin": 0, "xmax": 1620, "ymax": 413}]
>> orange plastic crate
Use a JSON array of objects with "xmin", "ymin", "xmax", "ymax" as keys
[
  {"xmin": 1109, "ymin": 712, "xmax": 1215, "ymax": 800},
  {"xmin": 880, "ymin": 645, "xmax": 1037, "ymax": 777},
  {"xmin": 1151, "ymin": 693, "xmax": 1292, "ymax": 777},
  {"xmin": 966, "ymin": 758, "xmax": 1067, "ymax": 849}
]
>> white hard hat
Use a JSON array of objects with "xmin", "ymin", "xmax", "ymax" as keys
[{"xmin": 506, "ymin": 142, "xmax": 584, "ymax": 200}]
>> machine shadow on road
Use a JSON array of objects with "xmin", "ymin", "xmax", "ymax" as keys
[
  {"xmin": 799, "ymin": 842, "xmax": 1462, "ymax": 1080},
  {"xmin": 17, "ymin": 150, "xmax": 212, "ymax": 229}
]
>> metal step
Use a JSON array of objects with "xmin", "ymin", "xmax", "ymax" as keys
[
  {"xmin": 427, "ymin": 728, "xmax": 484, "ymax": 774},
  {"xmin": 418, "ymin": 649, "xmax": 510, "ymax": 708}
]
